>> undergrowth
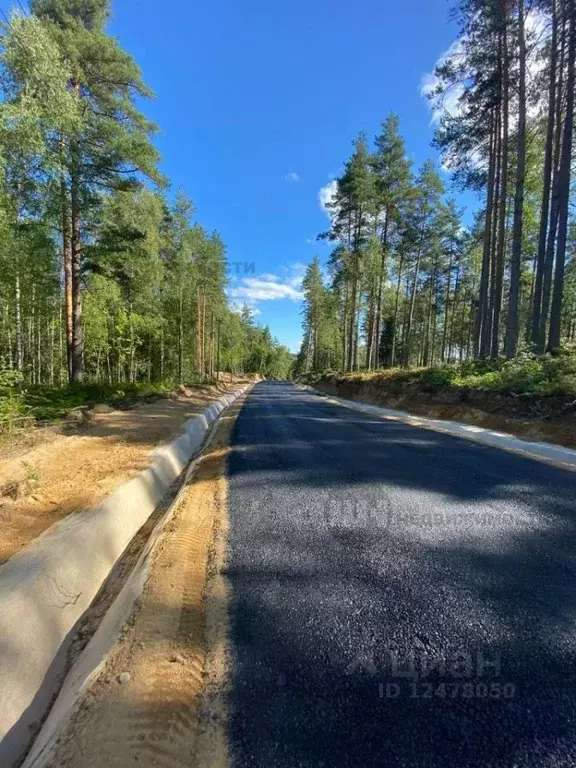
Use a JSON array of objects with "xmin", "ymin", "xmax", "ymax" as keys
[
  {"xmin": 306, "ymin": 347, "xmax": 576, "ymax": 398},
  {"xmin": 0, "ymin": 379, "xmax": 173, "ymax": 426},
  {"xmin": 24, "ymin": 381, "xmax": 173, "ymax": 421}
]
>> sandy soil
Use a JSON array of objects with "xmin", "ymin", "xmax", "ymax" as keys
[
  {"xmin": 0, "ymin": 382, "xmax": 242, "ymax": 565},
  {"xmin": 47, "ymin": 396, "xmax": 242, "ymax": 768}
]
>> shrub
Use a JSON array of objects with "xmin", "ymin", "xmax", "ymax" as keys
[
  {"xmin": 419, "ymin": 366, "xmax": 457, "ymax": 393},
  {"xmin": 0, "ymin": 370, "xmax": 27, "ymax": 429}
]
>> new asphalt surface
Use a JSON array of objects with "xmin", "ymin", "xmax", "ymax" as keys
[{"xmin": 226, "ymin": 382, "xmax": 576, "ymax": 768}]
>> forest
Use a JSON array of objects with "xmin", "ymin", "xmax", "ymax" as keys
[
  {"xmin": 295, "ymin": 0, "xmax": 576, "ymax": 381},
  {"xmin": 0, "ymin": 0, "xmax": 292, "ymax": 418}
]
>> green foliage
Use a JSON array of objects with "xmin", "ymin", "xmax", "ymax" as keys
[
  {"xmin": 295, "ymin": 256, "xmax": 341, "ymax": 375},
  {"xmin": 454, "ymin": 350, "xmax": 576, "ymax": 396},
  {"xmin": 301, "ymin": 113, "xmax": 482, "ymax": 374},
  {"xmin": 418, "ymin": 365, "xmax": 458, "ymax": 393},
  {"xmin": 0, "ymin": 14, "xmax": 80, "ymax": 152},
  {"xmin": 315, "ymin": 348, "xmax": 576, "ymax": 399},
  {"xmin": 0, "ymin": 7, "xmax": 292, "ymax": 393},
  {"xmin": 0, "ymin": 369, "xmax": 23, "ymax": 390},
  {"xmin": 0, "ymin": 370, "xmax": 26, "ymax": 424}
]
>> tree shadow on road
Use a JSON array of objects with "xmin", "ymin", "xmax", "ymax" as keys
[{"xmin": 222, "ymin": 383, "xmax": 576, "ymax": 767}]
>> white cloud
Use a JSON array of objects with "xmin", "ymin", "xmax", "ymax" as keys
[
  {"xmin": 319, "ymin": 179, "xmax": 338, "ymax": 219},
  {"xmin": 231, "ymin": 278, "xmax": 301, "ymax": 301},
  {"xmin": 230, "ymin": 301, "xmax": 262, "ymax": 316},
  {"xmin": 421, "ymin": 9, "xmax": 548, "ymax": 127},
  {"xmin": 285, "ymin": 262, "xmax": 306, "ymax": 291},
  {"xmin": 230, "ymin": 266, "xmax": 304, "ymax": 303},
  {"xmin": 305, "ymin": 237, "xmax": 315, "ymax": 244},
  {"xmin": 284, "ymin": 172, "xmax": 300, "ymax": 182},
  {"xmin": 420, "ymin": 38, "xmax": 466, "ymax": 125}
]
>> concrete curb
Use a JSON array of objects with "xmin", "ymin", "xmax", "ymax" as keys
[
  {"xmin": 309, "ymin": 387, "xmax": 576, "ymax": 472},
  {"xmin": 0, "ymin": 385, "xmax": 249, "ymax": 766}
]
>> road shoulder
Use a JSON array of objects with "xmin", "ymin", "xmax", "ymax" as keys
[{"xmin": 38, "ymin": 396, "xmax": 246, "ymax": 768}]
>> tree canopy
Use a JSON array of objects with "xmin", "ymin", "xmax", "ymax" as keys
[
  {"xmin": 297, "ymin": 0, "xmax": 576, "ymax": 375},
  {"xmin": 0, "ymin": 2, "xmax": 292, "ymax": 386}
]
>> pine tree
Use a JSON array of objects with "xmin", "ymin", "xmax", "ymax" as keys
[
  {"xmin": 31, "ymin": 0, "xmax": 163, "ymax": 382},
  {"xmin": 370, "ymin": 115, "xmax": 412, "ymax": 367},
  {"xmin": 403, "ymin": 161, "xmax": 445, "ymax": 367},
  {"xmin": 322, "ymin": 134, "xmax": 375, "ymax": 371}
]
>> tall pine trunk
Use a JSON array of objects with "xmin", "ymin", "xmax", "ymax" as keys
[
  {"xmin": 423, "ymin": 268, "xmax": 436, "ymax": 367},
  {"xmin": 15, "ymin": 268, "xmax": 23, "ymax": 372},
  {"xmin": 374, "ymin": 213, "xmax": 389, "ymax": 367},
  {"xmin": 531, "ymin": 0, "xmax": 558, "ymax": 346},
  {"xmin": 447, "ymin": 260, "xmax": 462, "ymax": 362},
  {"xmin": 69, "ymin": 78, "xmax": 83, "ymax": 384},
  {"xmin": 548, "ymin": 0, "xmax": 575, "ymax": 350},
  {"xmin": 341, "ymin": 274, "xmax": 349, "ymax": 369},
  {"xmin": 365, "ymin": 294, "xmax": 375, "ymax": 370},
  {"xmin": 492, "ymin": 16, "xmax": 509, "ymax": 359},
  {"xmin": 538, "ymin": 12, "xmax": 566, "ymax": 353},
  {"xmin": 483, "ymin": 103, "xmax": 502, "ymax": 358},
  {"xmin": 61, "ymin": 151, "xmax": 73, "ymax": 381},
  {"xmin": 178, "ymin": 289, "xmax": 184, "ymax": 383},
  {"xmin": 70, "ymin": 169, "xmax": 83, "ymax": 382},
  {"xmin": 390, "ymin": 251, "xmax": 404, "ymax": 367},
  {"xmin": 347, "ymin": 254, "xmax": 360, "ymax": 372},
  {"xmin": 441, "ymin": 249, "xmax": 454, "ymax": 362},
  {"xmin": 505, "ymin": 0, "xmax": 526, "ymax": 358},
  {"xmin": 30, "ymin": 284, "xmax": 36, "ymax": 384},
  {"xmin": 476, "ymin": 108, "xmax": 496, "ymax": 358},
  {"xmin": 404, "ymin": 242, "xmax": 423, "ymax": 367}
]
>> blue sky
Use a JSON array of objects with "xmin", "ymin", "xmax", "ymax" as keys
[{"xmin": 105, "ymin": 0, "xmax": 466, "ymax": 353}]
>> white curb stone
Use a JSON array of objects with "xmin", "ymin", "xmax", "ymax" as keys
[{"xmin": 0, "ymin": 385, "xmax": 249, "ymax": 766}]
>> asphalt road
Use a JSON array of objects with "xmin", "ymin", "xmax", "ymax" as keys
[{"xmin": 226, "ymin": 382, "xmax": 576, "ymax": 768}]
